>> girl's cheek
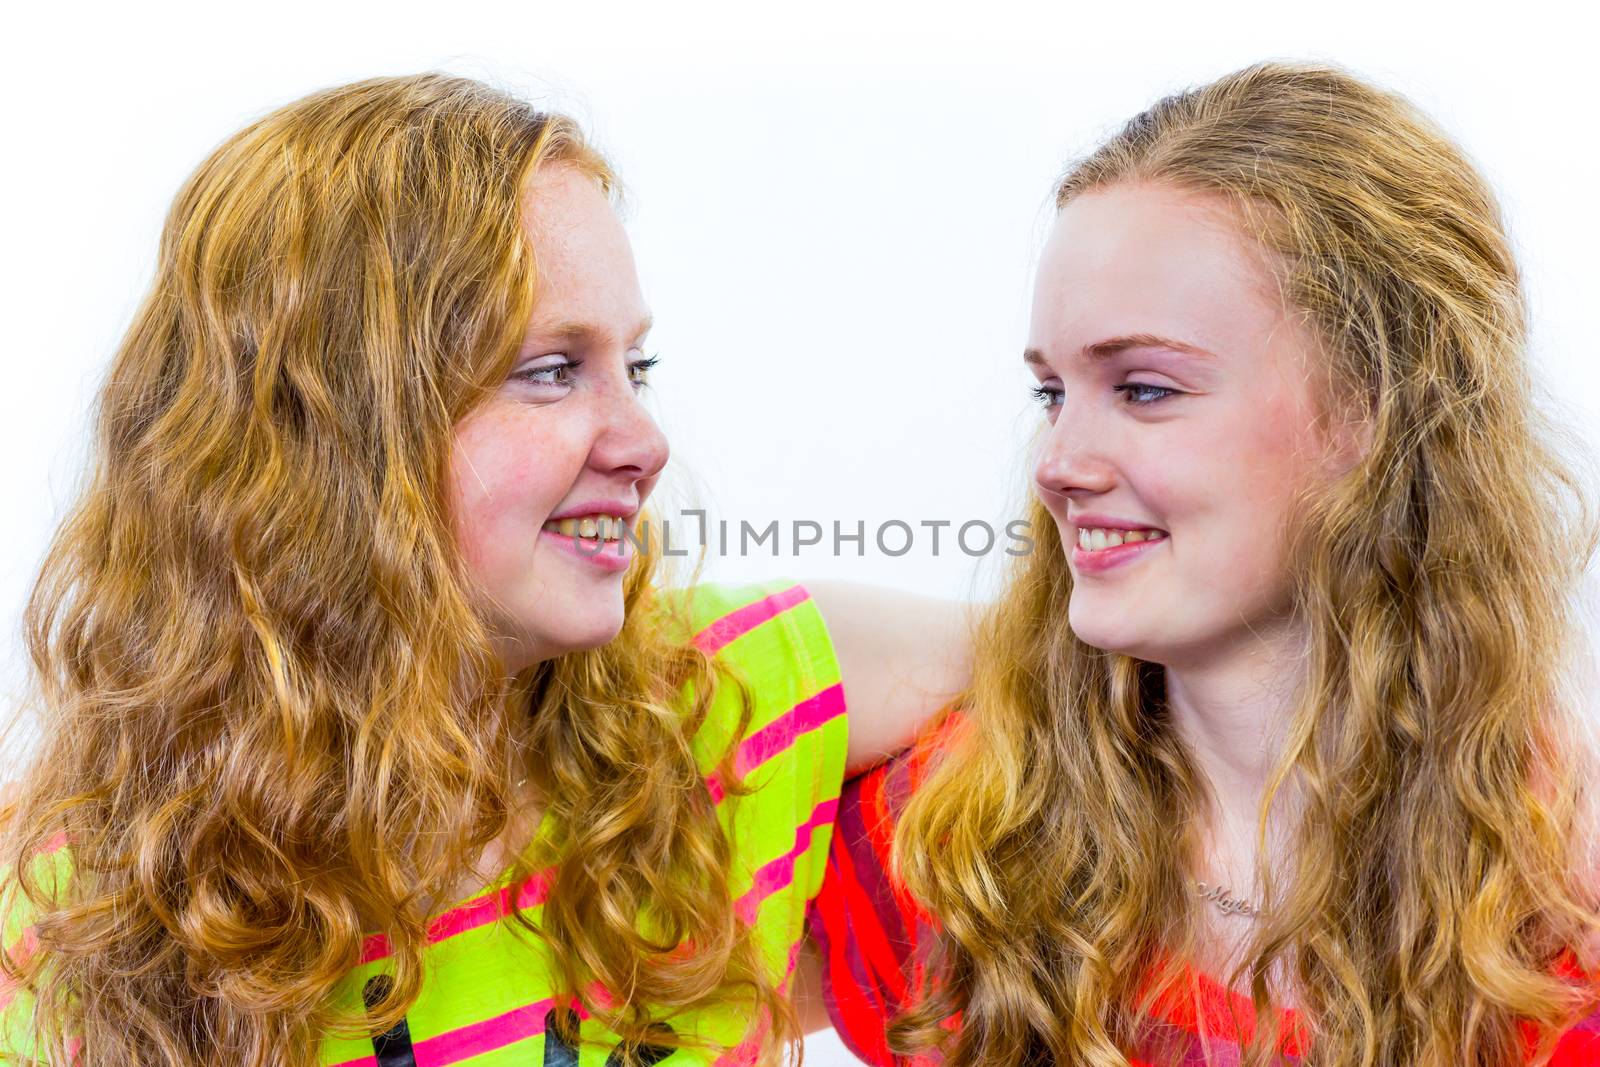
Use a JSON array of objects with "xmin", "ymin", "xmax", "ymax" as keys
[
  {"xmin": 1124, "ymin": 437, "xmax": 1191, "ymax": 509},
  {"xmin": 465, "ymin": 404, "xmax": 582, "ymax": 498}
]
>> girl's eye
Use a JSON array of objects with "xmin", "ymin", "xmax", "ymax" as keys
[
  {"xmin": 629, "ymin": 354, "xmax": 659, "ymax": 389},
  {"xmin": 1113, "ymin": 383, "xmax": 1178, "ymax": 405},
  {"xmin": 513, "ymin": 356, "xmax": 580, "ymax": 387},
  {"xmin": 1029, "ymin": 384, "xmax": 1063, "ymax": 409}
]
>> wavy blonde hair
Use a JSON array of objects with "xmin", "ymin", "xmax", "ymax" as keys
[
  {"xmin": 891, "ymin": 61, "xmax": 1600, "ymax": 1066},
  {"xmin": 0, "ymin": 73, "xmax": 789, "ymax": 1066}
]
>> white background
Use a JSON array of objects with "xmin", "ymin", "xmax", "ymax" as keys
[{"xmin": 3, "ymin": 3, "xmax": 1597, "ymax": 1063}]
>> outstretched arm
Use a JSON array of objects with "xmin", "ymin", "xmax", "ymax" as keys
[{"xmin": 805, "ymin": 579, "xmax": 975, "ymax": 776}]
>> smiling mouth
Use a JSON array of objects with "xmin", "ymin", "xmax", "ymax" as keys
[
  {"xmin": 1076, "ymin": 526, "xmax": 1167, "ymax": 552},
  {"xmin": 541, "ymin": 515, "xmax": 630, "ymax": 544}
]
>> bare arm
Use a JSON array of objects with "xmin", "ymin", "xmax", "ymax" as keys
[
  {"xmin": 791, "ymin": 937, "xmax": 834, "ymax": 1035},
  {"xmin": 805, "ymin": 579, "xmax": 976, "ymax": 776}
]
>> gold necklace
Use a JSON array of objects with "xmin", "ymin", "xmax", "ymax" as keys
[{"xmin": 1193, "ymin": 880, "xmax": 1264, "ymax": 919}]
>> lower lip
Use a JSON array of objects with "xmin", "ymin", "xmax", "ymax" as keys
[
  {"xmin": 1070, "ymin": 535, "xmax": 1166, "ymax": 575},
  {"xmin": 539, "ymin": 527, "xmax": 634, "ymax": 573}
]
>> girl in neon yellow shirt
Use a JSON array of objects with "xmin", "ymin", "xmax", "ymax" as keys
[{"xmin": 0, "ymin": 73, "xmax": 968, "ymax": 1067}]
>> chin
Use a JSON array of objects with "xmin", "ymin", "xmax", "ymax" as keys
[
  {"xmin": 541, "ymin": 609, "xmax": 627, "ymax": 657},
  {"xmin": 1066, "ymin": 594, "xmax": 1150, "ymax": 658}
]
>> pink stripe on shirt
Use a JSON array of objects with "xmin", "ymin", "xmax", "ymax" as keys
[
  {"xmin": 692, "ymin": 584, "xmax": 811, "ymax": 656},
  {"xmin": 338, "ymin": 796, "xmax": 837, "ymax": 1061},
  {"xmin": 0, "ymin": 831, "xmax": 73, "ymax": 993},
  {"xmin": 705, "ymin": 683, "xmax": 846, "ymax": 803},
  {"xmin": 0, "ymin": 926, "xmax": 39, "ymax": 1012},
  {"xmin": 353, "ymin": 805, "xmax": 835, "ymax": 1067},
  {"xmin": 735, "ymin": 797, "xmax": 839, "ymax": 925},
  {"xmin": 356, "ymin": 682, "xmax": 843, "ymax": 963},
  {"xmin": 359, "ymin": 866, "xmax": 555, "ymax": 964},
  {"xmin": 328, "ymin": 996, "xmax": 562, "ymax": 1067},
  {"xmin": 409, "ymin": 994, "xmax": 559, "ymax": 1066}
]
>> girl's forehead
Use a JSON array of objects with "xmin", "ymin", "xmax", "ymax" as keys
[
  {"xmin": 1031, "ymin": 186, "xmax": 1294, "ymax": 367},
  {"xmin": 1046, "ymin": 185, "xmax": 1273, "ymax": 296}
]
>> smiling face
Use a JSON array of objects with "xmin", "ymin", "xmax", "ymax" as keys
[
  {"xmin": 449, "ymin": 163, "xmax": 668, "ymax": 675},
  {"xmin": 1027, "ymin": 181, "xmax": 1339, "ymax": 670}
]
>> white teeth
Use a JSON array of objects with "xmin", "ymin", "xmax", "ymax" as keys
[{"xmin": 1076, "ymin": 526, "xmax": 1166, "ymax": 552}]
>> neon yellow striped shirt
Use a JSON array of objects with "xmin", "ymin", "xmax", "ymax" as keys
[{"xmin": 1, "ymin": 579, "xmax": 849, "ymax": 1067}]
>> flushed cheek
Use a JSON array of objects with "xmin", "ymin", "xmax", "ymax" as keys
[
  {"xmin": 1167, "ymin": 394, "xmax": 1311, "ymax": 520},
  {"xmin": 1108, "ymin": 452, "xmax": 1192, "ymax": 538},
  {"xmin": 1180, "ymin": 456, "xmax": 1312, "ymax": 610},
  {"xmin": 449, "ymin": 414, "xmax": 575, "ymax": 573},
  {"xmin": 1118, "ymin": 449, "xmax": 1285, "ymax": 595},
  {"xmin": 1234, "ymin": 419, "xmax": 1323, "ymax": 542},
  {"xmin": 454, "ymin": 484, "xmax": 531, "ymax": 576}
]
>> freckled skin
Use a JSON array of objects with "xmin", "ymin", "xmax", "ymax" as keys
[
  {"xmin": 1028, "ymin": 182, "xmax": 1333, "ymax": 670},
  {"xmin": 448, "ymin": 165, "xmax": 668, "ymax": 675}
]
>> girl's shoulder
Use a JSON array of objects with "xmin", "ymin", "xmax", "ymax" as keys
[
  {"xmin": 661, "ymin": 579, "xmax": 848, "ymax": 778},
  {"xmin": 665, "ymin": 579, "xmax": 839, "ymax": 682}
]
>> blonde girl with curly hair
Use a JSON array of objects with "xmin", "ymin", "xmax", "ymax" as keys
[
  {"xmin": 805, "ymin": 61, "xmax": 1600, "ymax": 1066},
  {"xmin": 0, "ymin": 73, "xmax": 967, "ymax": 1067}
]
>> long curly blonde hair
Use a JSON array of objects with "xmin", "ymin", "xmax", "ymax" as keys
[
  {"xmin": 891, "ymin": 61, "xmax": 1600, "ymax": 1066},
  {"xmin": 0, "ymin": 73, "xmax": 788, "ymax": 1066}
]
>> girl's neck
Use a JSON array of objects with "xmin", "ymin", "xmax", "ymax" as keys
[
  {"xmin": 1163, "ymin": 615, "xmax": 1308, "ymax": 790},
  {"xmin": 1163, "ymin": 620, "xmax": 1310, "ymax": 900}
]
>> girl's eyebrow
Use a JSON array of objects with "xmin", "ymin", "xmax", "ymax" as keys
[
  {"xmin": 1025, "ymin": 333, "xmax": 1218, "ymax": 366},
  {"xmin": 524, "ymin": 315, "xmax": 654, "ymax": 348}
]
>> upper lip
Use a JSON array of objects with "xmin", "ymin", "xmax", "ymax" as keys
[
  {"xmin": 545, "ymin": 500, "xmax": 639, "ymax": 522},
  {"xmin": 1068, "ymin": 513, "xmax": 1166, "ymax": 532}
]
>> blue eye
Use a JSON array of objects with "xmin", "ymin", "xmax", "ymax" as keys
[{"xmin": 1113, "ymin": 383, "xmax": 1178, "ymax": 405}]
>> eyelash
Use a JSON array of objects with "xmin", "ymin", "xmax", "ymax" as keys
[
  {"xmin": 1029, "ymin": 383, "xmax": 1178, "ymax": 408},
  {"xmin": 629, "ymin": 355, "xmax": 659, "ymax": 386},
  {"xmin": 1114, "ymin": 383, "xmax": 1177, "ymax": 405},
  {"xmin": 514, "ymin": 358, "xmax": 581, "ymax": 387},
  {"xmin": 514, "ymin": 354, "xmax": 659, "ymax": 389}
]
